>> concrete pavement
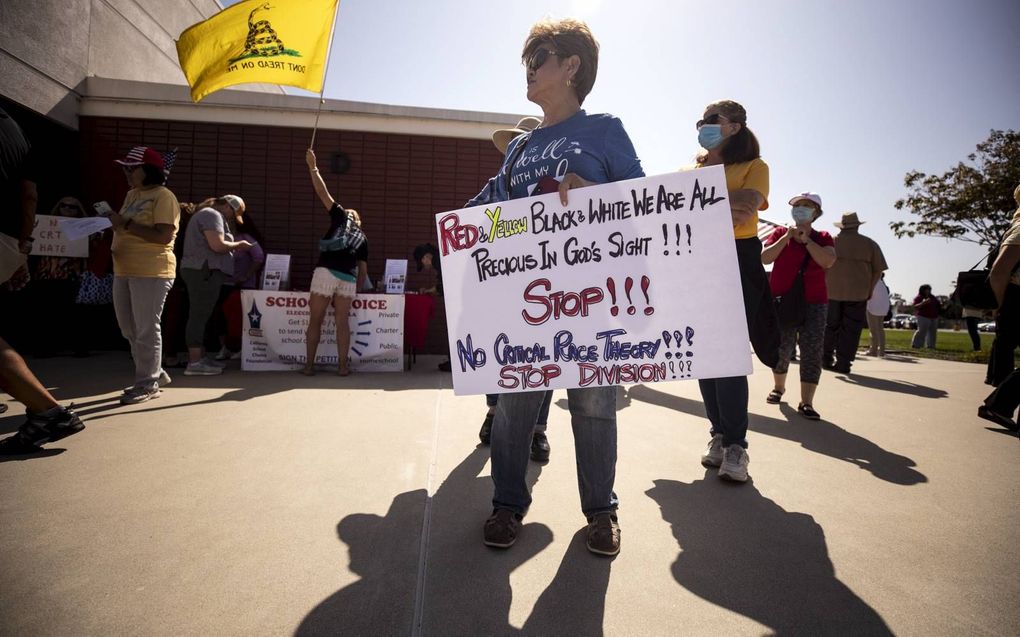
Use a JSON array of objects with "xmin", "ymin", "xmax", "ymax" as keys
[{"xmin": 1, "ymin": 351, "xmax": 1017, "ymax": 636}]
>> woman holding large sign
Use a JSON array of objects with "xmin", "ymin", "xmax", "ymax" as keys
[
  {"xmin": 690, "ymin": 100, "xmax": 777, "ymax": 483},
  {"xmin": 303, "ymin": 149, "xmax": 369, "ymax": 377},
  {"xmin": 466, "ymin": 18, "xmax": 644, "ymax": 556}
]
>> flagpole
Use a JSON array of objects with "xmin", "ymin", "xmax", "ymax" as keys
[{"xmin": 309, "ymin": 0, "xmax": 342, "ymax": 149}]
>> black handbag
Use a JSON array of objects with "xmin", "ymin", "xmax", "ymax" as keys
[
  {"xmin": 956, "ymin": 251, "xmax": 998, "ymax": 310},
  {"xmin": 774, "ymin": 247, "xmax": 813, "ymax": 328}
]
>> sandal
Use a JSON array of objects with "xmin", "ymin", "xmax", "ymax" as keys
[
  {"xmin": 798, "ymin": 403, "xmax": 821, "ymax": 420},
  {"xmin": 766, "ymin": 389, "xmax": 784, "ymax": 404},
  {"xmin": 299, "ymin": 367, "xmax": 315, "ymax": 377},
  {"xmin": 336, "ymin": 368, "xmax": 350, "ymax": 377}
]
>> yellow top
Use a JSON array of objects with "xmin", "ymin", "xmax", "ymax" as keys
[
  {"xmin": 683, "ymin": 158, "xmax": 770, "ymax": 239},
  {"xmin": 722, "ymin": 158, "xmax": 770, "ymax": 239},
  {"xmin": 111, "ymin": 186, "xmax": 180, "ymax": 278}
]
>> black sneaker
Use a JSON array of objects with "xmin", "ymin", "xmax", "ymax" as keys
[
  {"xmin": 18, "ymin": 405, "xmax": 85, "ymax": 446},
  {"xmin": 978, "ymin": 405, "xmax": 1018, "ymax": 431},
  {"xmin": 530, "ymin": 431, "xmax": 550, "ymax": 462},
  {"xmin": 483, "ymin": 509, "xmax": 522, "ymax": 548},
  {"xmin": 586, "ymin": 512, "xmax": 620, "ymax": 556},
  {"xmin": 0, "ymin": 435, "xmax": 44, "ymax": 455},
  {"xmin": 479, "ymin": 413, "xmax": 494, "ymax": 445},
  {"xmin": 437, "ymin": 360, "xmax": 452, "ymax": 372}
]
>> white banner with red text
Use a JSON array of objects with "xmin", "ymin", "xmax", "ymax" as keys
[
  {"xmin": 241, "ymin": 291, "xmax": 403, "ymax": 372},
  {"xmin": 436, "ymin": 166, "xmax": 752, "ymax": 396}
]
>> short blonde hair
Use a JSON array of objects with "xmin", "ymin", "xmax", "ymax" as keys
[{"xmin": 522, "ymin": 18, "xmax": 599, "ymax": 105}]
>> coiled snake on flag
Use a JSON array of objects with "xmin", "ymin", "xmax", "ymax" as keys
[{"xmin": 243, "ymin": 3, "xmax": 285, "ymax": 57}]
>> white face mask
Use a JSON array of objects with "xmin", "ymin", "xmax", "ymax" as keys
[{"xmin": 791, "ymin": 206, "xmax": 815, "ymax": 223}]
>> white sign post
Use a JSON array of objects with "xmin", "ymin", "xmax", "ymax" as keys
[
  {"xmin": 435, "ymin": 166, "xmax": 752, "ymax": 396},
  {"xmin": 240, "ymin": 291, "xmax": 404, "ymax": 372},
  {"xmin": 384, "ymin": 258, "xmax": 408, "ymax": 294},
  {"xmin": 30, "ymin": 215, "xmax": 89, "ymax": 257},
  {"xmin": 262, "ymin": 254, "xmax": 291, "ymax": 290}
]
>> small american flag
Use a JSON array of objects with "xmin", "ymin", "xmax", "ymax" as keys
[
  {"xmin": 163, "ymin": 148, "xmax": 178, "ymax": 177},
  {"xmin": 757, "ymin": 217, "xmax": 782, "ymax": 242}
]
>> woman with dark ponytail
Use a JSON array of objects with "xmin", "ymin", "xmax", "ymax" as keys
[{"xmin": 688, "ymin": 99, "xmax": 778, "ymax": 483}]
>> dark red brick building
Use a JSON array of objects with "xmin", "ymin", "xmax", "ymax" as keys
[{"xmin": 8, "ymin": 78, "xmax": 522, "ymax": 354}]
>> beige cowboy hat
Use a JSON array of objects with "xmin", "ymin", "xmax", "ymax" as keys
[
  {"xmin": 834, "ymin": 212, "xmax": 866, "ymax": 228},
  {"xmin": 492, "ymin": 116, "xmax": 542, "ymax": 155}
]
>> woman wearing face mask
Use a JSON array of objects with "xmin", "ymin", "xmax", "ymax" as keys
[
  {"xmin": 689, "ymin": 99, "xmax": 778, "ymax": 482},
  {"xmin": 761, "ymin": 193, "xmax": 836, "ymax": 420}
]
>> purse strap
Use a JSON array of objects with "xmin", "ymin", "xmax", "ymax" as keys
[{"xmin": 965, "ymin": 245, "xmax": 999, "ymax": 272}]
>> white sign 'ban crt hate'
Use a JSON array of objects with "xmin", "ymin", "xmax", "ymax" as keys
[{"xmin": 435, "ymin": 166, "xmax": 752, "ymax": 396}]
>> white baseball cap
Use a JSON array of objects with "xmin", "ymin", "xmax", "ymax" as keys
[
  {"xmin": 221, "ymin": 194, "xmax": 245, "ymax": 214},
  {"xmin": 788, "ymin": 192, "xmax": 822, "ymax": 208}
]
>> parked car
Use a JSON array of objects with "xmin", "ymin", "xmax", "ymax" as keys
[
  {"xmin": 889, "ymin": 314, "xmax": 917, "ymax": 329},
  {"xmin": 977, "ymin": 321, "xmax": 996, "ymax": 333}
]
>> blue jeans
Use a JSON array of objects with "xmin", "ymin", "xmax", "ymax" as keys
[
  {"xmin": 912, "ymin": 316, "xmax": 937, "ymax": 348},
  {"xmin": 698, "ymin": 376, "xmax": 749, "ymax": 448},
  {"xmin": 486, "ymin": 391, "xmax": 553, "ymax": 434},
  {"xmin": 491, "ymin": 387, "xmax": 617, "ymax": 517}
]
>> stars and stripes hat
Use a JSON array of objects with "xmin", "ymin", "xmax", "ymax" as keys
[{"xmin": 115, "ymin": 146, "xmax": 164, "ymax": 170}]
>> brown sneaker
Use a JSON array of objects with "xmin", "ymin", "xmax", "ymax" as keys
[
  {"xmin": 586, "ymin": 512, "xmax": 620, "ymax": 556},
  {"xmin": 483, "ymin": 509, "xmax": 522, "ymax": 548}
]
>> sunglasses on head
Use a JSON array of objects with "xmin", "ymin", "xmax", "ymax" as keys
[
  {"xmin": 525, "ymin": 48, "xmax": 559, "ymax": 73},
  {"xmin": 695, "ymin": 113, "xmax": 729, "ymax": 129}
]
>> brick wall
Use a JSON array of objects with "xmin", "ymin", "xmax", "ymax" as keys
[{"xmin": 78, "ymin": 116, "xmax": 504, "ymax": 354}]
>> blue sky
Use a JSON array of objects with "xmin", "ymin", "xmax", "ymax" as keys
[{"xmin": 224, "ymin": 0, "xmax": 1020, "ymax": 299}]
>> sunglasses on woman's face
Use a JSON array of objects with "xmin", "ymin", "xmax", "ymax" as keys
[
  {"xmin": 525, "ymin": 48, "xmax": 559, "ymax": 73},
  {"xmin": 59, "ymin": 203, "xmax": 79, "ymax": 210},
  {"xmin": 695, "ymin": 113, "xmax": 729, "ymax": 130}
]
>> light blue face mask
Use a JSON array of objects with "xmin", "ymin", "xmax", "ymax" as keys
[
  {"xmin": 791, "ymin": 206, "xmax": 815, "ymax": 223},
  {"xmin": 697, "ymin": 124, "xmax": 724, "ymax": 150}
]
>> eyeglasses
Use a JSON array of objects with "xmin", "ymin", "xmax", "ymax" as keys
[
  {"xmin": 525, "ymin": 48, "xmax": 559, "ymax": 73},
  {"xmin": 695, "ymin": 113, "xmax": 729, "ymax": 130}
]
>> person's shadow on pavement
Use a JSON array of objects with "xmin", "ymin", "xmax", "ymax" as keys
[
  {"xmin": 296, "ymin": 446, "xmax": 559, "ymax": 636},
  {"xmin": 647, "ymin": 473, "xmax": 893, "ymax": 636},
  {"xmin": 629, "ymin": 385, "xmax": 927, "ymax": 486}
]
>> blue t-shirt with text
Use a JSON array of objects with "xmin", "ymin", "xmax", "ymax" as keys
[{"xmin": 467, "ymin": 110, "xmax": 644, "ymax": 207}]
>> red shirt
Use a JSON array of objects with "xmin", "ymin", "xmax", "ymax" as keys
[
  {"xmin": 765, "ymin": 227, "xmax": 834, "ymax": 304},
  {"xmin": 913, "ymin": 295, "xmax": 940, "ymax": 318}
]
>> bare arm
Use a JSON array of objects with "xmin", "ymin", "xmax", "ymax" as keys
[
  {"xmin": 306, "ymin": 149, "xmax": 334, "ymax": 211},
  {"xmin": 110, "ymin": 215, "xmax": 175, "ymax": 245},
  {"xmin": 805, "ymin": 239, "xmax": 837, "ymax": 269},
  {"xmin": 990, "ymin": 244, "xmax": 1020, "ymax": 307},
  {"xmin": 356, "ymin": 260, "xmax": 368, "ymax": 292},
  {"xmin": 729, "ymin": 189, "xmax": 763, "ymax": 228},
  {"xmin": 203, "ymin": 229, "xmax": 252, "ymax": 254},
  {"xmin": 760, "ymin": 228, "xmax": 791, "ymax": 265}
]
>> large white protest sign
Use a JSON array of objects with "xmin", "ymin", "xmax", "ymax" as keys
[
  {"xmin": 30, "ymin": 215, "xmax": 89, "ymax": 257},
  {"xmin": 436, "ymin": 166, "xmax": 752, "ymax": 396},
  {"xmin": 241, "ymin": 291, "xmax": 403, "ymax": 372}
]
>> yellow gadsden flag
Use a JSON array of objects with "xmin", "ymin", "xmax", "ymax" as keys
[{"xmin": 176, "ymin": 0, "xmax": 338, "ymax": 102}]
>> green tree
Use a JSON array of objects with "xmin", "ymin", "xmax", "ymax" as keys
[{"xmin": 892, "ymin": 129, "xmax": 1020, "ymax": 250}]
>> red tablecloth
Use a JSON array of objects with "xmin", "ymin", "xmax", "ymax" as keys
[{"xmin": 404, "ymin": 293, "xmax": 435, "ymax": 349}]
